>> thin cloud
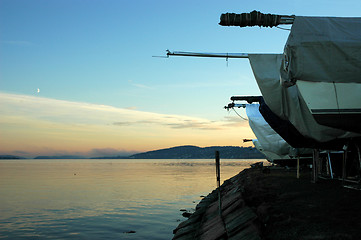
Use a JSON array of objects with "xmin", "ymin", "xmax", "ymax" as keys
[
  {"xmin": 165, "ymin": 120, "xmax": 223, "ymax": 130},
  {"xmin": 113, "ymin": 119, "xmax": 224, "ymax": 130},
  {"xmin": 132, "ymin": 83, "xmax": 153, "ymax": 89},
  {"xmin": 125, "ymin": 106, "xmax": 137, "ymax": 110},
  {"xmin": 0, "ymin": 92, "xmax": 246, "ymax": 130},
  {"xmin": 113, "ymin": 121, "xmax": 133, "ymax": 126},
  {"xmin": 0, "ymin": 92, "xmax": 254, "ymax": 157},
  {"xmin": 221, "ymin": 115, "xmax": 249, "ymax": 128},
  {"xmin": 0, "ymin": 92, "xmax": 248, "ymax": 131}
]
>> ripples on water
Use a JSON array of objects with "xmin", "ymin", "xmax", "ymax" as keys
[{"xmin": 0, "ymin": 159, "xmax": 266, "ymax": 239}]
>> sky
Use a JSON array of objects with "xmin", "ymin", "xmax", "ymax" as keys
[{"xmin": 1, "ymin": 0, "xmax": 361, "ymax": 158}]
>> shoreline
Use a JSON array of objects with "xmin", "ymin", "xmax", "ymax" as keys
[{"xmin": 173, "ymin": 166, "xmax": 361, "ymax": 240}]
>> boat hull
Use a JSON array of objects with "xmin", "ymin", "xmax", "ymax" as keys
[{"xmin": 296, "ymin": 80, "xmax": 361, "ymax": 133}]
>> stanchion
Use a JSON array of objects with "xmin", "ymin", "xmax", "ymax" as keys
[
  {"xmin": 297, "ymin": 157, "xmax": 300, "ymax": 179},
  {"xmin": 312, "ymin": 149, "xmax": 319, "ymax": 183}
]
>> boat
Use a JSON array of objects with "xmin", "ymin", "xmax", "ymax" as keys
[
  {"xmin": 220, "ymin": 11, "xmax": 361, "ymax": 135},
  {"xmin": 225, "ymin": 98, "xmax": 312, "ymax": 165},
  {"xmin": 246, "ymin": 53, "xmax": 360, "ymax": 149},
  {"xmin": 279, "ymin": 16, "xmax": 361, "ymax": 134},
  {"xmin": 167, "ymin": 52, "xmax": 360, "ymax": 150},
  {"xmin": 165, "ymin": 11, "xmax": 361, "ymax": 181},
  {"xmin": 219, "ymin": 11, "xmax": 361, "ymax": 180}
]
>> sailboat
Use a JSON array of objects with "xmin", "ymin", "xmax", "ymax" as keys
[
  {"xmin": 166, "ymin": 11, "xmax": 361, "ymax": 181},
  {"xmin": 168, "ymin": 11, "xmax": 361, "ymax": 150},
  {"xmin": 225, "ymin": 97, "xmax": 312, "ymax": 165},
  {"xmin": 220, "ymin": 11, "xmax": 361, "ymax": 135}
]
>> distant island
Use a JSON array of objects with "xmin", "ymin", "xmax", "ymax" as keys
[
  {"xmin": 34, "ymin": 155, "xmax": 86, "ymax": 159},
  {"xmin": 127, "ymin": 145, "xmax": 264, "ymax": 159},
  {"xmin": 0, "ymin": 155, "xmax": 26, "ymax": 159},
  {"xmin": 0, "ymin": 145, "xmax": 265, "ymax": 160}
]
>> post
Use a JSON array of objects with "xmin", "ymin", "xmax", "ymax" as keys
[
  {"xmin": 312, "ymin": 149, "xmax": 319, "ymax": 183},
  {"xmin": 216, "ymin": 151, "xmax": 220, "ymax": 188},
  {"xmin": 215, "ymin": 151, "xmax": 222, "ymax": 216},
  {"xmin": 327, "ymin": 152, "xmax": 333, "ymax": 179},
  {"xmin": 297, "ymin": 157, "xmax": 300, "ymax": 179},
  {"xmin": 342, "ymin": 145, "xmax": 348, "ymax": 185}
]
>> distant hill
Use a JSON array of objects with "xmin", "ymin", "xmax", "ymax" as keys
[
  {"xmin": 128, "ymin": 145, "xmax": 265, "ymax": 159},
  {"xmin": 8, "ymin": 145, "xmax": 265, "ymax": 159},
  {"xmin": 34, "ymin": 155, "xmax": 86, "ymax": 159},
  {"xmin": 0, "ymin": 155, "xmax": 26, "ymax": 159},
  {"xmin": 91, "ymin": 156, "xmax": 129, "ymax": 159}
]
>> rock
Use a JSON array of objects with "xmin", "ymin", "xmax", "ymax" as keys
[{"xmin": 182, "ymin": 212, "xmax": 192, "ymax": 218}]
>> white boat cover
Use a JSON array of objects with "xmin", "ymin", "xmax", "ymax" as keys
[
  {"xmin": 281, "ymin": 16, "xmax": 361, "ymax": 85},
  {"xmin": 248, "ymin": 54, "xmax": 360, "ymax": 143},
  {"xmin": 252, "ymin": 139, "xmax": 286, "ymax": 163},
  {"xmin": 246, "ymin": 104, "xmax": 304, "ymax": 162}
]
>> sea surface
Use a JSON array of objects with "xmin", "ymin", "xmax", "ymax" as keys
[{"xmin": 0, "ymin": 159, "xmax": 266, "ymax": 239}]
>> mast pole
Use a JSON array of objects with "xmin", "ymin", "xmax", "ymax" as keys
[{"xmin": 166, "ymin": 50, "xmax": 249, "ymax": 59}]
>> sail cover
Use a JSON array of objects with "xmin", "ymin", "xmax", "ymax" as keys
[
  {"xmin": 248, "ymin": 54, "xmax": 360, "ymax": 143},
  {"xmin": 281, "ymin": 16, "xmax": 361, "ymax": 85},
  {"xmin": 245, "ymin": 104, "xmax": 299, "ymax": 161}
]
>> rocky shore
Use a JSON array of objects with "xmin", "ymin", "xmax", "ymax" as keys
[{"xmin": 173, "ymin": 166, "xmax": 361, "ymax": 240}]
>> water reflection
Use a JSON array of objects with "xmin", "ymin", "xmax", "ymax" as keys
[{"xmin": 0, "ymin": 159, "xmax": 266, "ymax": 239}]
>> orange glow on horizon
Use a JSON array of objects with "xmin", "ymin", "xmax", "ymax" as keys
[{"xmin": 0, "ymin": 93, "xmax": 255, "ymax": 157}]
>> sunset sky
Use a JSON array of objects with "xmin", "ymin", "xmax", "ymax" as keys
[{"xmin": 1, "ymin": 0, "xmax": 361, "ymax": 158}]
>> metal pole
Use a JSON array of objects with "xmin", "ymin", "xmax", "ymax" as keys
[
  {"xmin": 312, "ymin": 149, "xmax": 319, "ymax": 183},
  {"xmin": 342, "ymin": 145, "xmax": 348, "ymax": 185},
  {"xmin": 297, "ymin": 157, "xmax": 300, "ymax": 179},
  {"xmin": 327, "ymin": 152, "xmax": 333, "ymax": 179},
  {"xmin": 166, "ymin": 50, "xmax": 249, "ymax": 59}
]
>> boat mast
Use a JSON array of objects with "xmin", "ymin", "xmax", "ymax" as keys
[{"xmin": 166, "ymin": 50, "xmax": 249, "ymax": 59}]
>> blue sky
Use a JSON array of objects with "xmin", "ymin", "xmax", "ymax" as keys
[{"xmin": 1, "ymin": 0, "xmax": 361, "ymax": 157}]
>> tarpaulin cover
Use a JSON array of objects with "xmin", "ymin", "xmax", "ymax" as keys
[
  {"xmin": 258, "ymin": 98, "xmax": 317, "ymax": 148},
  {"xmin": 281, "ymin": 16, "xmax": 361, "ymax": 84},
  {"xmin": 246, "ymin": 104, "xmax": 301, "ymax": 161},
  {"xmin": 248, "ymin": 54, "xmax": 360, "ymax": 143}
]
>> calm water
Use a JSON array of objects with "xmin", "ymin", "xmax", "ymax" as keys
[{"xmin": 0, "ymin": 159, "xmax": 265, "ymax": 239}]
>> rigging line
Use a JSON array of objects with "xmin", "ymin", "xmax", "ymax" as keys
[
  {"xmin": 276, "ymin": 26, "xmax": 291, "ymax": 31},
  {"xmin": 232, "ymin": 108, "xmax": 248, "ymax": 121}
]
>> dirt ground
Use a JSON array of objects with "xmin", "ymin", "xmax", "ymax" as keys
[{"xmin": 241, "ymin": 167, "xmax": 361, "ymax": 240}]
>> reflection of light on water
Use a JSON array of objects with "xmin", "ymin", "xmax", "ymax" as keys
[{"xmin": 0, "ymin": 159, "xmax": 267, "ymax": 239}]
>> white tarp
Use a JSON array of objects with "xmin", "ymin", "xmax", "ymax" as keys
[
  {"xmin": 281, "ymin": 16, "xmax": 361, "ymax": 85},
  {"xmin": 252, "ymin": 139, "xmax": 288, "ymax": 163},
  {"xmin": 246, "ymin": 104, "xmax": 299, "ymax": 162},
  {"xmin": 248, "ymin": 54, "xmax": 360, "ymax": 143}
]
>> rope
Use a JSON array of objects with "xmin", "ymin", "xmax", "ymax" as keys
[
  {"xmin": 276, "ymin": 26, "xmax": 291, "ymax": 31},
  {"xmin": 220, "ymin": 10, "xmax": 281, "ymax": 28},
  {"xmin": 232, "ymin": 108, "xmax": 248, "ymax": 121}
]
